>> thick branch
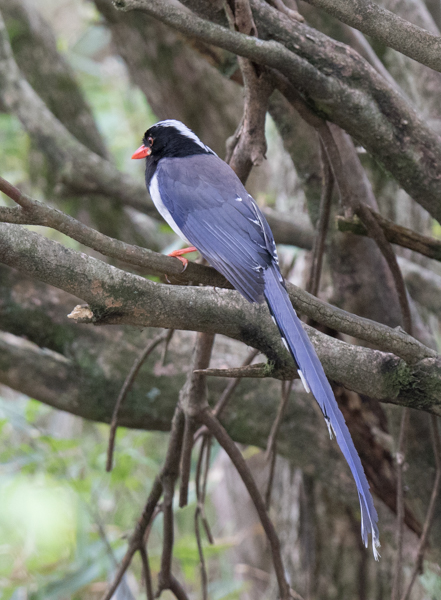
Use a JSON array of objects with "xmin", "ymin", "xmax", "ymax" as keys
[
  {"xmin": 0, "ymin": 181, "xmax": 433, "ymax": 364},
  {"xmin": 0, "ymin": 305, "xmax": 424, "ymax": 540},
  {"xmin": 1, "ymin": 224, "xmax": 441, "ymax": 412},
  {"xmin": 337, "ymin": 212, "xmax": 441, "ymax": 263},
  {"xmin": 303, "ymin": 0, "xmax": 441, "ymax": 72}
]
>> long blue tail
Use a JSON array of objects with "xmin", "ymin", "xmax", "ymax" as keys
[{"xmin": 264, "ymin": 264, "xmax": 380, "ymax": 559}]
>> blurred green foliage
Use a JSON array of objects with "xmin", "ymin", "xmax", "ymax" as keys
[
  {"xmin": 0, "ymin": 393, "xmax": 244, "ymax": 599},
  {"xmin": 0, "ymin": 113, "xmax": 30, "ymax": 190}
]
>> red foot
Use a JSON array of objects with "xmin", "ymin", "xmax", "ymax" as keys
[{"xmin": 168, "ymin": 246, "xmax": 198, "ymax": 272}]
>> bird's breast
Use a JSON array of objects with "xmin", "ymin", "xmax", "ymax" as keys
[{"xmin": 149, "ymin": 171, "xmax": 190, "ymax": 243}]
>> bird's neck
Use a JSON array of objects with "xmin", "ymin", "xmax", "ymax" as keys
[{"xmin": 145, "ymin": 156, "xmax": 159, "ymax": 188}]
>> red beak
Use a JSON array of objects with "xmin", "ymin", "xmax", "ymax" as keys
[{"xmin": 131, "ymin": 144, "xmax": 151, "ymax": 159}]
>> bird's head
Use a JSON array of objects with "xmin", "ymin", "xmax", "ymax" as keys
[{"xmin": 131, "ymin": 119, "xmax": 214, "ymax": 161}]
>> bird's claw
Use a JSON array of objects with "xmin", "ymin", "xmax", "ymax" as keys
[{"xmin": 177, "ymin": 256, "xmax": 189, "ymax": 272}]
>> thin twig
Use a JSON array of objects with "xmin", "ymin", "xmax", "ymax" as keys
[
  {"xmin": 356, "ymin": 203, "xmax": 412, "ymax": 335},
  {"xmin": 157, "ymin": 474, "xmax": 176, "ymax": 592},
  {"xmin": 400, "ymin": 415, "xmax": 441, "ymax": 600},
  {"xmin": 314, "ymin": 124, "xmax": 355, "ymax": 215},
  {"xmin": 142, "ymin": 505, "xmax": 163, "ymax": 547},
  {"xmin": 195, "ymin": 508, "xmax": 208, "ymax": 600},
  {"xmin": 194, "ymin": 362, "xmax": 270, "ymax": 378},
  {"xmin": 106, "ymin": 331, "xmax": 168, "ymax": 471},
  {"xmin": 101, "ymin": 408, "xmax": 185, "ymax": 600},
  {"xmin": 307, "ymin": 142, "xmax": 334, "ymax": 297},
  {"xmin": 160, "ymin": 329, "xmax": 175, "ymax": 366},
  {"xmin": 213, "ymin": 348, "xmax": 260, "ymax": 418},
  {"xmin": 264, "ymin": 380, "xmax": 293, "ymax": 509},
  {"xmin": 139, "ymin": 545, "xmax": 154, "ymax": 600},
  {"xmin": 195, "ymin": 436, "xmax": 214, "ymax": 544},
  {"xmin": 201, "ymin": 437, "xmax": 212, "ymax": 504},
  {"xmin": 179, "ymin": 415, "xmax": 197, "ymax": 508},
  {"xmin": 193, "ymin": 348, "xmax": 260, "ymax": 443},
  {"xmin": 201, "ymin": 437, "xmax": 214, "ymax": 542},
  {"xmin": 101, "ymin": 475, "xmax": 164, "ymax": 600},
  {"xmin": 392, "ymin": 407, "xmax": 410, "ymax": 600},
  {"xmin": 199, "ymin": 407, "xmax": 292, "ymax": 600},
  {"xmin": 265, "ymin": 380, "xmax": 293, "ymax": 461},
  {"xmin": 265, "ymin": 442, "xmax": 278, "ymax": 511},
  {"xmin": 195, "ymin": 437, "xmax": 208, "ymax": 505},
  {"xmin": 290, "ymin": 587, "xmax": 306, "ymax": 600},
  {"xmin": 154, "ymin": 407, "xmax": 186, "ymax": 597}
]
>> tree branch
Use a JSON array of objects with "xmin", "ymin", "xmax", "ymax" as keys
[
  {"xmin": 0, "ymin": 11, "xmax": 159, "ymax": 215},
  {"xmin": 400, "ymin": 415, "xmax": 441, "ymax": 600},
  {"xmin": 355, "ymin": 202, "xmax": 412, "ymax": 333},
  {"xmin": 392, "ymin": 407, "xmax": 410, "ymax": 600},
  {"xmin": 302, "ymin": 0, "xmax": 441, "ymax": 73},
  {"xmin": 224, "ymin": 0, "xmax": 273, "ymax": 182},
  {"xmin": 398, "ymin": 256, "xmax": 441, "ymax": 318},
  {"xmin": 337, "ymin": 211, "xmax": 441, "ymax": 263},
  {"xmin": 307, "ymin": 141, "xmax": 333, "ymax": 297},
  {"xmin": 0, "ymin": 14, "xmax": 311, "ymax": 250},
  {"xmin": 178, "ymin": 332, "xmax": 215, "ymax": 507},
  {"xmin": 101, "ymin": 475, "xmax": 164, "ymax": 600},
  {"xmin": 0, "ymin": 269, "xmax": 429, "ymax": 541},
  {"xmin": 2, "ymin": 224, "xmax": 441, "ymax": 412},
  {"xmin": 199, "ymin": 407, "xmax": 291, "ymax": 599},
  {"xmin": 0, "ymin": 183, "xmax": 433, "ymax": 364},
  {"xmin": 0, "ymin": 177, "xmax": 231, "ymax": 287},
  {"xmin": 114, "ymin": 0, "xmax": 441, "ymax": 224},
  {"xmin": 2, "ymin": 0, "xmax": 108, "ymax": 157},
  {"xmin": 106, "ymin": 331, "xmax": 169, "ymax": 471}
]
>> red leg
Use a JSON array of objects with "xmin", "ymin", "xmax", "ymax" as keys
[{"xmin": 167, "ymin": 246, "xmax": 198, "ymax": 271}]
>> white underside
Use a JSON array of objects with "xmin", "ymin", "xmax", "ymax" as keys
[{"xmin": 149, "ymin": 172, "xmax": 190, "ymax": 243}]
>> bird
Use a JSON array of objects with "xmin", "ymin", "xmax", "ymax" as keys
[{"xmin": 132, "ymin": 119, "xmax": 380, "ymax": 559}]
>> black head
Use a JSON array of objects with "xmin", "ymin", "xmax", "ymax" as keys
[{"xmin": 132, "ymin": 120, "xmax": 215, "ymax": 163}]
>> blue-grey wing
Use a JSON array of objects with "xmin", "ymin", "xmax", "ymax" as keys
[{"xmin": 156, "ymin": 154, "xmax": 278, "ymax": 303}]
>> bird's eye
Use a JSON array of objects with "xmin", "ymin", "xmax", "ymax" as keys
[{"xmin": 147, "ymin": 136, "xmax": 154, "ymax": 146}]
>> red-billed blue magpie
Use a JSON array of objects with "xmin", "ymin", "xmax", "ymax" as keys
[{"xmin": 132, "ymin": 119, "xmax": 380, "ymax": 558}]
